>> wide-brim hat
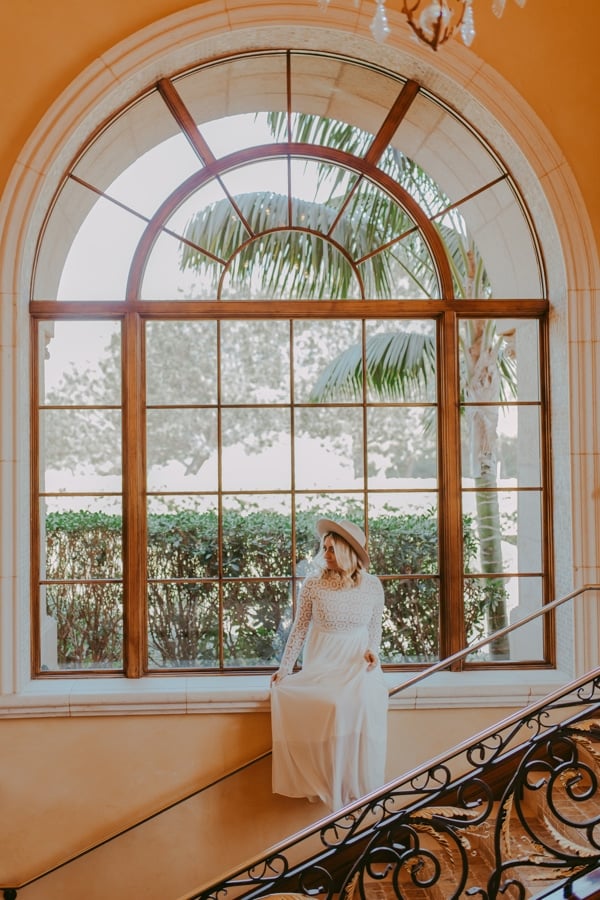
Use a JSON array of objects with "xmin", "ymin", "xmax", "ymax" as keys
[{"xmin": 316, "ymin": 518, "xmax": 370, "ymax": 568}]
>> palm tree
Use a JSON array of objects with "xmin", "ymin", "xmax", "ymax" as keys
[
  {"xmin": 179, "ymin": 112, "xmax": 517, "ymax": 658},
  {"xmin": 312, "ymin": 309, "xmax": 517, "ymax": 657}
]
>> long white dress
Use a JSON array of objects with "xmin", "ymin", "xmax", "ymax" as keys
[{"xmin": 270, "ymin": 570, "xmax": 388, "ymax": 812}]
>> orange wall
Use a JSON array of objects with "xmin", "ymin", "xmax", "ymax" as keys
[
  {"xmin": 1, "ymin": 0, "xmax": 598, "ymax": 254},
  {"xmin": 0, "ymin": 705, "xmax": 516, "ymax": 897}
]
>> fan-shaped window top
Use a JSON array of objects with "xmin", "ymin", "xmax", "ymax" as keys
[{"xmin": 33, "ymin": 51, "xmax": 544, "ymax": 304}]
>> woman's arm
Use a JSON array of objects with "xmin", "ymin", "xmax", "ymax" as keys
[
  {"xmin": 364, "ymin": 576, "xmax": 385, "ymax": 669},
  {"xmin": 271, "ymin": 578, "xmax": 315, "ymax": 684}
]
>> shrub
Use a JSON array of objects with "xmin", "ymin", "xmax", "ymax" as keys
[{"xmin": 43, "ymin": 509, "xmax": 489, "ymax": 669}]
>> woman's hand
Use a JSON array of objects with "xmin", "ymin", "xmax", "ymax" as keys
[
  {"xmin": 271, "ymin": 671, "xmax": 283, "ymax": 685},
  {"xmin": 364, "ymin": 649, "xmax": 378, "ymax": 670}
]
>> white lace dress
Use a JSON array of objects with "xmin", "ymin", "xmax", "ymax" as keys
[{"xmin": 270, "ymin": 570, "xmax": 388, "ymax": 812}]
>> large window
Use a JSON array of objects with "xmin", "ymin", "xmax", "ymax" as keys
[{"xmin": 31, "ymin": 51, "xmax": 551, "ymax": 677}]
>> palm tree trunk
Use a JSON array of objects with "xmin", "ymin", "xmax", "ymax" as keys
[
  {"xmin": 474, "ymin": 473, "xmax": 509, "ymax": 658},
  {"xmin": 466, "ymin": 317, "xmax": 509, "ymax": 659}
]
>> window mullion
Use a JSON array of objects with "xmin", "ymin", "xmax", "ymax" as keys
[
  {"xmin": 539, "ymin": 315, "xmax": 555, "ymax": 663},
  {"xmin": 437, "ymin": 310, "xmax": 464, "ymax": 665},
  {"xmin": 122, "ymin": 311, "xmax": 147, "ymax": 677}
]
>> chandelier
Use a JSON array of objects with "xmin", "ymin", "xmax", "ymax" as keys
[{"xmin": 318, "ymin": 0, "xmax": 526, "ymax": 50}]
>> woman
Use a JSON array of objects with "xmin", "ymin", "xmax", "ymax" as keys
[{"xmin": 270, "ymin": 518, "xmax": 388, "ymax": 812}]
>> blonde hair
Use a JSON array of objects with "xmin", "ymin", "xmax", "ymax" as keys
[{"xmin": 315, "ymin": 532, "xmax": 363, "ymax": 587}]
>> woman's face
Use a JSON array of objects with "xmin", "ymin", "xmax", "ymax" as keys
[{"xmin": 323, "ymin": 535, "xmax": 342, "ymax": 572}]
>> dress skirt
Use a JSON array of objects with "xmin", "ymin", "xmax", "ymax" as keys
[{"xmin": 271, "ymin": 621, "xmax": 388, "ymax": 812}]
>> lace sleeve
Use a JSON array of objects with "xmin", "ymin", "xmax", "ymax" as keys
[
  {"xmin": 367, "ymin": 576, "xmax": 385, "ymax": 655},
  {"xmin": 276, "ymin": 577, "xmax": 315, "ymax": 677}
]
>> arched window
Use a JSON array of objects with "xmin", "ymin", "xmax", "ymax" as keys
[{"xmin": 31, "ymin": 50, "xmax": 550, "ymax": 677}]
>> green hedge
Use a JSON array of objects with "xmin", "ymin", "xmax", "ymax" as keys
[{"xmin": 43, "ymin": 509, "xmax": 491, "ymax": 669}]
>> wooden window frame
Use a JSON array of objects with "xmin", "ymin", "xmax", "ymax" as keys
[{"xmin": 29, "ymin": 51, "xmax": 553, "ymax": 678}]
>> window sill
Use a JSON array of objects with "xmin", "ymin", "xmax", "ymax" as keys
[{"xmin": 0, "ymin": 669, "xmax": 572, "ymax": 718}]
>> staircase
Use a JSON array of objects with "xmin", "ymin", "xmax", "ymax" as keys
[{"xmin": 185, "ymin": 669, "xmax": 600, "ymax": 900}]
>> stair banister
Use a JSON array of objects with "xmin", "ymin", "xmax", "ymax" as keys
[{"xmin": 389, "ymin": 583, "xmax": 593, "ymax": 697}]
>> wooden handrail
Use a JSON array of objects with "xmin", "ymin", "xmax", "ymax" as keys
[{"xmin": 389, "ymin": 583, "xmax": 600, "ymax": 697}]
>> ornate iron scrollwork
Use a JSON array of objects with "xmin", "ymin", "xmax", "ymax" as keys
[{"xmin": 194, "ymin": 674, "xmax": 600, "ymax": 900}]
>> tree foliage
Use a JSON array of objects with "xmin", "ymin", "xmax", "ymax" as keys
[{"xmin": 44, "ymin": 509, "xmax": 491, "ymax": 669}]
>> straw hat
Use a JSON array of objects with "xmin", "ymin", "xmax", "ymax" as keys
[{"xmin": 316, "ymin": 518, "xmax": 370, "ymax": 567}]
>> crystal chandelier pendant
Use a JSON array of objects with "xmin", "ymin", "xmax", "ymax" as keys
[
  {"xmin": 418, "ymin": 1, "xmax": 452, "ymax": 42},
  {"xmin": 316, "ymin": 0, "xmax": 526, "ymax": 51},
  {"xmin": 460, "ymin": 0, "xmax": 476, "ymax": 45},
  {"xmin": 370, "ymin": 0, "xmax": 391, "ymax": 43}
]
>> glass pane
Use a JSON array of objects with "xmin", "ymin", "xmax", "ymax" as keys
[
  {"xmin": 386, "ymin": 91, "xmax": 543, "ymax": 300},
  {"xmin": 360, "ymin": 229, "xmax": 439, "ymax": 299},
  {"xmin": 147, "ymin": 496, "xmax": 219, "ymax": 580},
  {"xmin": 162, "ymin": 177, "xmax": 230, "ymax": 232},
  {"xmin": 79, "ymin": 133, "xmax": 201, "ymax": 221},
  {"xmin": 142, "ymin": 230, "xmax": 221, "ymax": 301},
  {"xmin": 331, "ymin": 177, "xmax": 415, "ymax": 255},
  {"xmin": 220, "ymin": 231, "xmax": 361, "ymax": 301},
  {"xmin": 221, "ymin": 320, "xmax": 290, "ymax": 403},
  {"xmin": 146, "ymin": 320, "xmax": 217, "ymax": 404},
  {"xmin": 389, "ymin": 91, "xmax": 504, "ymax": 208},
  {"xmin": 366, "ymin": 320, "xmax": 437, "ymax": 403},
  {"xmin": 222, "ymin": 580, "xmax": 292, "ymax": 667},
  {"xmin": 294, "ymin": 407, "xmax": 364, "ymax": 489},
  {"xmin": 368, "ymin": 407, "xmax": 437, "ymax": 483},
  {"xmin": 222, "ymin": 501, "xmax": 292, "ymax": 578},
  {"xmin": 35, "ymin": 176, "xmax": 146, "ymax": 301},
  {"xmin": 40, "ymin": 409, "xmax": 122, "ymax": 492},
  {"xmin": 289, "ymin": 54, "xmax": 402, "ymax": 137},
  {"xmin": 220, "ymin": 159, "xmax": 290, "ymax": 225},
  {"xmin": 463, "ymin": 489, "xmax": 542, "ymax": 574},
  {"xmin": 221, "ymin": 408, "xmax": 291, "ymax": 491},
  {"xmin": 289, "ymin": 158, "xmax": 358, "ymax": 221},
  {"xmin": 380, "ymin": 577, "xmax": 439, "ymax": 664},
  {"xmin": 141, "ymin": 181, "xmax": 230, "ymax": 301},
  {"xmin": 147, "ymin": 583, "xmax": 219, "ymax": 668},
  {"xmin": 455, "ymin": 182, "xmax": 543, "ymax": 299},
  {"xmin": 174, "ymin": 54, "xmax": 288, "ymax": 130},
  {"xmin": 42, "ymin": 583, "xmax": 123, "ymax": 671},
  {"xmin": 39, "ymin": 320, "xmax": 121, "ymax": 406},
  {"xmin": 378, "ymin": 146, "xmax": 448, "ymax": 218},
  {"xmin": 461, "ymin": 406, "xmax": 541, "ymax": 487},
  {"xmin": 146, "ymin": 409, "xmax": 218, "ymax": 491},
  {"xmin": 72, "ymin": 90, "xmax": 201, "ymax": 213},
  {"xmin": 294, "ymin": 319, "xmax": 362, "ymax": 403},
  {"xmin": 432, "ymin": 207, "xmax": 492, "ymax": 300},
  {"xmin": 459, "ymin": 319, "xmax": 540, "ymax": 402},
  {"xmin": 200, "ymin": 112, "xmax": 283, "ymax": 157},
  {"xmin": 464, "ymin": 576, "xmax": 544, "ymax": 663},
  {"xmin": 288, "ymin": 112, "xmax": 373, "ymax": 154},
  {"xmin": 43, "ymin": 497, "xmax": 123, "ymax": 580},
  {"xmin": 299, "ymin": 169, "xmax": 440, "ymax": 299},
  {"xmin": 369, "ymin": 499, "xmax": 438, "ymax": 577}
]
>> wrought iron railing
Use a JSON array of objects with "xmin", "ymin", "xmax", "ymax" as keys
[
  {"xmin": 188, "ymin": 671, "xmax": 600, "ymax": 899},
  {"xmin": 3, "ymin": 584, "xmax": 599, "ymax": 900},
  {"xmin": 185, "ymin": 584, "xmax": 600, "ymax": 900}
]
